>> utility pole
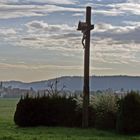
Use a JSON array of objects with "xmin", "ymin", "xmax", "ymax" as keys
[{"xmin": 77, "ymin": 6, "xmax": 94, "ymax": 128}]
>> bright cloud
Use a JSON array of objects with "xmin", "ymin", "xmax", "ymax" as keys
[
  {"xmin": 23, "ymin": 0, "xmax": 77, "ymax": 5},
  {"xmin": 0, "ymin": 0, "xmax": 76, "ymax": 5}
]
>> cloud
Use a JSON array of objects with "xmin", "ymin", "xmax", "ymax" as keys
[
  {"xmin": 26, "ymin": 20, "xmax": 49, "ymax": 29},
  {"xmin": 127, "ymin": 0, "xmax": 140, "ymax": 4},
  {"xmin": 0, "ymin": 0, "xmax": 77, "ymax": 5},
  {"xmin": 72, "ymin": 13, "xmax": 84, "ymax": 17},
  {"xmin": 0, "ymin": 21, "xmax": 80, "ymax": 55},
  {"xmin": 0, "ymin": 0, "xmax": 18, "ymax": 4},
  {"xmin": 1, "ymin": 19, "xmax": 140, "ymax": 68},
  {"xmin": 1, "ymin": 0, "xmax": 140, "ymax": 20},
  {"xmin": 26, "ymin": 20, "xmax": 75, "ymax": 32},
  {"xmin": 0, "ymin": 62, "xmax": 32, "ymax": 70},
  {"xmin": 0, "ymin": 17, "xmax": 139, "ymax": 67},
  {"xmin": 94, "ymin": 22, "xmax": 140, "ymax": 44},
  {"xmin": 0, "ymin": 28, "xmax": 17, "ymax": 43},
  {"xmin": 0, "ymin": 0, "xmax": 140, "ymax": 21},
  {"xmin": 92, "ymin": 37, "xmax": 140, "ymax": 66},
  {"xmin": 0, "ymin": 28, "xmax": 16, "ymax": 36},
  {"xmin": 0, "ymin": 62, "xmax": 72, "ymax": 70},
  {"xmin": 19, "ymin": 20, "xmax": 81, "ymax": 51},
  {"xmin": 0, "ymin": 3, "xmax": 84, "ymax": 19},
  {"xmin": 123, "ymin": 21, "xmax": 140, "ymax": 26},
  {"xmin": 84, "ymin": 0, "xmax": 140, "ymax": 17},
  {"xmin": 0, "ymin": 62, "xmax": 113, "ymax": 73},
  {"xmin": 107, "ymin": 2, "xmax": 140, "ymax": 16},
  {"xmin": 23, "ymin": 0, "xmax": 77, "ymax": 5}
]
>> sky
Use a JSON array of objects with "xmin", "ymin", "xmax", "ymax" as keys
[{"xmin": 0, "ymin": 0, "xmax": 140, "ymax": 82}]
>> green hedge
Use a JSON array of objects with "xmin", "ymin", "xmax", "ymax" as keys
[
  {"xmin": 14, "ymin": 95, "xmax": 82, "ymax": 127},
  {"xmin": 14, "ymin": 91, "xmax": 140, "ymax": 134},
  {"xmin": 116, "ymin": 91, "xmax": 140, "ymax": 134}
]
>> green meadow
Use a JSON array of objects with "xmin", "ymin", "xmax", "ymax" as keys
[{"xmin": 0, "ymin": 98, "xmax": 140, "ymax": 140}]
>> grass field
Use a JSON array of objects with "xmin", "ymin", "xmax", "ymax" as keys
[{"xmin": 0, "ymin": 99, "xmax": 140, "ymax": 140}]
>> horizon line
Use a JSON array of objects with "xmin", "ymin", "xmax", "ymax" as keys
[{"xmin": 1, "ymin": 75, "xmax": 140, "ymax": 83}]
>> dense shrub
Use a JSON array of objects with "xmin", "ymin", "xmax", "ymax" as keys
[
  {"xmin": 88, "ymin": 106, "xmax": 96, "ymax": 127},
  {"xmin": 14, "ymin": 94, "xmax": 82, "ymax": 127},
  {"xmin": 116, "ymin": 91, "xmax": 140, "ymax": 134},
  {"xmin": 91, "ymin": 93, "xmax": 118, "ymax": 130},
  {"xmin": 74, "ymin": 96, "xmax": 97, "ymax": 127}
]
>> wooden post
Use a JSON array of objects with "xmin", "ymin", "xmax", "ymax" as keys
[
  {"xmin": 82, "ymin": 6, "xmax": 92, "ymax": 128},
  {"xmin": 77, "ymin": 6, "xmax": 93, "ymax": 128}
]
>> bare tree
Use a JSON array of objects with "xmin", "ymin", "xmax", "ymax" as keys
[{"xmin": 46, "ymin": 79, "xmax": 66, "ymax": 96}]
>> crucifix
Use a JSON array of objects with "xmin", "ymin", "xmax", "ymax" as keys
[{"xmin": 77, "ymin": 6, "xmax": 94, "ymax": 128}]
